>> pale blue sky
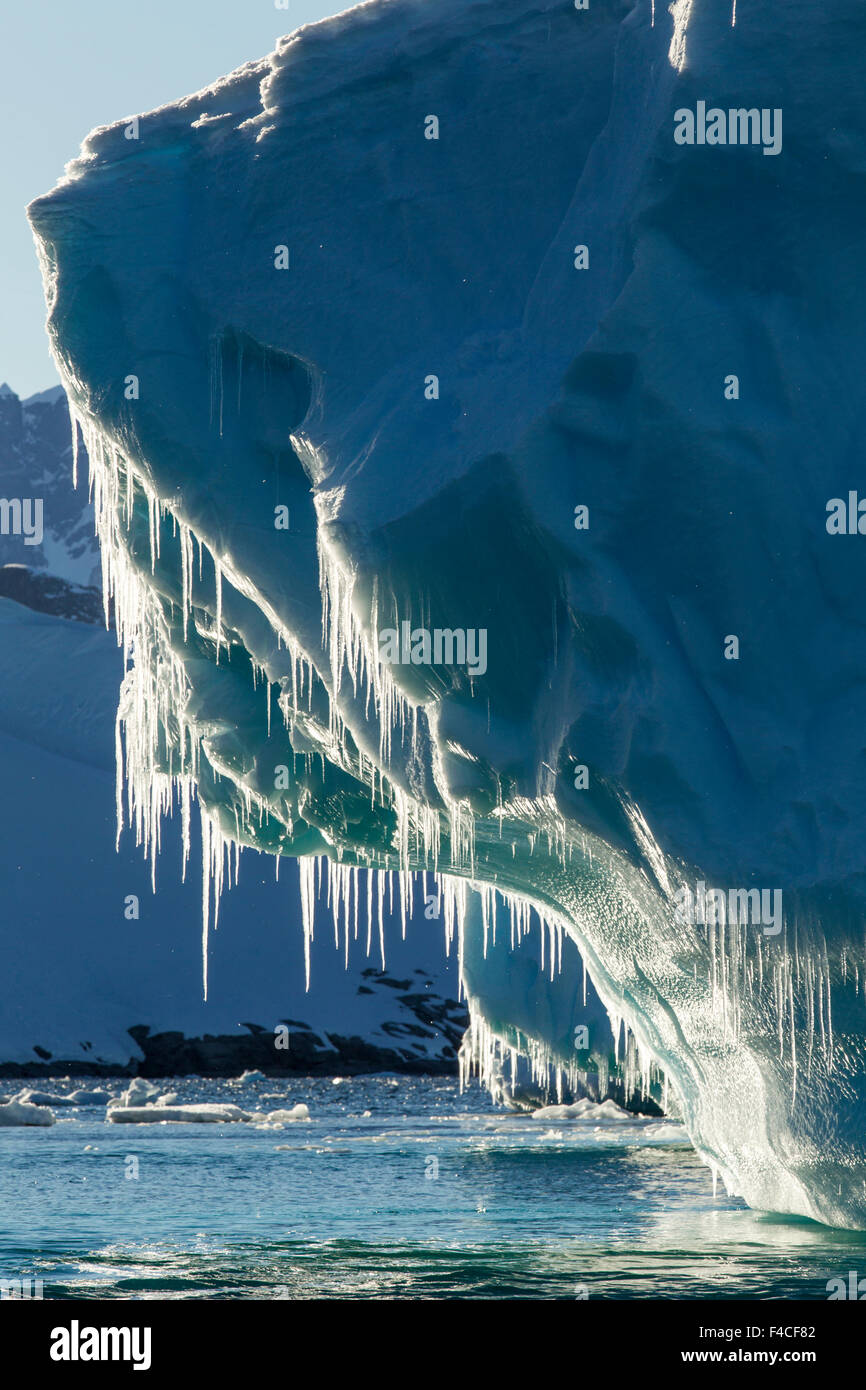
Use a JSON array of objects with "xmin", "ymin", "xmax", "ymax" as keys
[{"xmin": 1, "ymin": 0, "xmax": 347, "ymax": 396}]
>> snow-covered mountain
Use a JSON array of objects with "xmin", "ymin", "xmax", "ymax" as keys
[{"xmin": 0, "ymin": 383, "xmax": 102, "ymax": 618}]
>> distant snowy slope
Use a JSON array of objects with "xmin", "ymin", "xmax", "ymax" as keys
[
  {"xmin": 0, "ymin": 575, "xmax": 466, "ymax": 1075},
  {"xmin": 0, "ymin": 383, "xmax": 99, "ymax": 589}
]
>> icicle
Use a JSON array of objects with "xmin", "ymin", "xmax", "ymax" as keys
[
  {"xmin": 299, "ymin": 857, "xmax": 316, "ymax": 991},
  {"xmin": 71, "ymin": 410, "xmax": 81, "ymax": 489},
  {"xmin": 180, "ymin": 523, "xmax": 193, "ymax": 643},
  {"xmin": 214, "ymin": 559, "xmax": 223, "ymax": 664},
  {"xmin": 377, "ymin": 869, "xmax": 386, "ymax": 969}
]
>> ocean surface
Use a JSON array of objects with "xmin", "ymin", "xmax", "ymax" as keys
[{"xmin": 1, "ymin": 1074, "xmax": 863, "ymax": 1300}]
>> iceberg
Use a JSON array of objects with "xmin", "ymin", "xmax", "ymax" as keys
[
  {"xmin": 110, "ymin": 1078, "xmax": 160, "ymax": 1108},
  {"xmin": 0, "ymin": 1098, "xmax": 55, "ymax": 1127},
  {"xmin": 26, "ymin": 0, "xmax": 866, "ymax": 1225},
  {"xmin": 106, "ymin": 1100, "xmax": 311, "ymax": 1124},
  {"xmin": 531, "ymin": 1099, "xmax": 633, "ymax": 1124},
  {"xmin": 10, "ymin": 1087, "xmax": 111, "ymax": 1108},
  {"xmin": 258, "ymin": 1104, "xmax": 310, "ymax": 1124},
  {"xmin": 107, "ymin": 1102, "xmax": 251, "ymax": 1124}
]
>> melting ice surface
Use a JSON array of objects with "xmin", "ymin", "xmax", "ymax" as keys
[{"xmin": 27, "ymin": 0, "xmax": 866, "ymax": 1227}]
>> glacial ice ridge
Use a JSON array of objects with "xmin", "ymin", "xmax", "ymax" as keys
[{"xmin": 27, "ymin": 0, "xmax": 866, "ymax": 1226}]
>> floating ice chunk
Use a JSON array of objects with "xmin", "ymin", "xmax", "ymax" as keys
[
  {"xmin": 234, "ymin": 1069, "xmax": 265, "ymax": 1083},
  {"xmin": 12, "ymin": 1088, "xmax": 76, "ymax": 1107},
  {"xmin": 154, "ymin": 1092, "xmax": 179, "ymax": 1107},
  {"xmin": 108, "ymin": 1078, "xmax": 161, "ymax": 1109},
  {"xmin": 531, "ymin": 1098, "xmax": 631, "ymax": 1123},
  {"xmin": 641, "ymin": 1122, "xmax": 687, "ymax": 1141},
  {"xmin": 16, "ymin": 1087, "xmax": 112, "ymax": 1107},
  {"xmin": 259, "ymin": 1103, "xmax": 311, "ymax": 1124},
  {"xmin": 68, "ymin": 1088, "xmax": 111, "ymax": 1106},
  {"xmin": 107, "ymin": 1102, "xmax": 250, "ymax": 1124},
  {"xmin": 0, "ymin": 1099, "xmax": 55, "ymax": 1126},
  {"xmin": 593, "ymin": 1099, "xmax": 633, "ymax": 1122}
]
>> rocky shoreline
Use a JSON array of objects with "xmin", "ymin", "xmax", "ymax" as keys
[{"xmin": 0, "ymin": 1007, "xmax": 466, "ymax": 1080}]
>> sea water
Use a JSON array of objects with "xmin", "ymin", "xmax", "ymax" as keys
[{"xmin": 0, "ymin": 1075, "xmax": 862, "ymax": 1300}]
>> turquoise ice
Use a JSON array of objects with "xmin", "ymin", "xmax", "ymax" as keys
[{"xmin": 28, "ymin": 0, "xmax": 866, "ymax": 1226}]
